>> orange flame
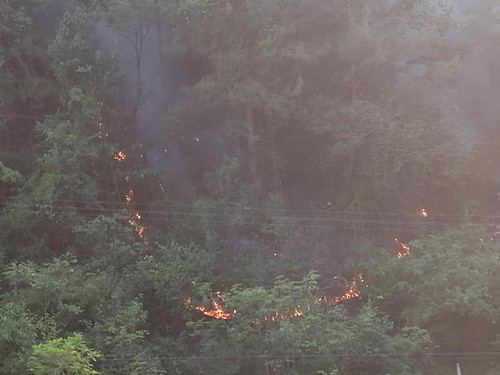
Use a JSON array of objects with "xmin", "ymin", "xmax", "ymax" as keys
[
  {"xmin": 395, "ymin": 238, "xmax": 411, "ymax": 259},
  {"xmin": 125, "ymin": 190, "xmax": 134, "ymax": 203},
  {"xmin": 128, "ymin": 209, "xmax": 147, "ymax": 240},
  {"xmin": 138, "ymin": 226, "xmax": 146, "ymax": 238},
  {"xmin": 320, "ymin": 275, "xmax": 363, "ymax": 306},
  {"xmin": 195, "ymin": 301, "xmax": 232, "ymax": 320},
  {"xmin": 113, "ymin": 151, "xmax": 127, "ymax": 161},
  {"xmin": 190, "ymin": 274, "xmax": 365, "ymax": 324},
  {"xmin": 251, "ymin": 307, "xmax": 305, "ymax": 324},
  {"xmin": 417, "ymin": 208, "xmax": 428, "ymax": 218}
]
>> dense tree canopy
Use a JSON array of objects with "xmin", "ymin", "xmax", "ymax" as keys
[{"xmin": 2, "ymin": 0, "xmax": 500, "ymax": 374}]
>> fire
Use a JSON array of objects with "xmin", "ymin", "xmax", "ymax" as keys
[
  {"xmin": 320, "ymin": 275, "xmax": 363, "ymax": 306},
  {"xmin": 395, "ymin": 238, "xmax": 411, "ymax": 259},
  {"xmin": 138, "ymin": 226, "xmax": 146, "ymax": 238},
  {"xmin": 251, "ymin": 275, "xmax": 364, "ymax": 324},
  {"xmin": 417, "ymin": 208, "xmax": 428, "ymax": 218},
  {"xmin": 128, "ymin": 217, "xmax": 147, "ymax": 239},
  {"xmin": 190, "ymin": 274, "xmax": 365, "ymax": 324},
  {"xmin": 125, "ymin": 190, "xmax": 134, "ymax": 203},
  {"xmin": 113, "ymin": 151, "xmax": 127, "ymax": 161},
  {"xmin": 251, "ymin": 307, "xmax": 304, "ymax": 324},
  {"xmin": 195, "ymin": 301, "xmax": 232, "ymax": 320},
  {"xmin": 127, "ymin": 208, "xmax": 147, "ymax": 240}
]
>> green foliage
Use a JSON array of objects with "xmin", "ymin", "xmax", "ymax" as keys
[
  {"xmin": 189, "ymin": 273, "xmax": 430, "ymax": 375},
  {"xmin": 0, "ymin": 161, "xmax": 22, "ymax": 184},
  {"xmin": 0, "ymin": 302, "xmax": 58, "ymax": 375},
  {"xmin": 4, "ymin": 256, "xmax": 109, "ymax": 325},
  {"xmin": 134, "ymin": 241, "xmax": 214, "ymax": 309},
  {"xmin": 29, "ymin": 334, "xmax": 101, "ymax": 375},
  {"xmin": 203, "ymin": 158, "xmax": 241, "ymax": 199},
  {"xmin": 2, "ymin": 1, "xmax": 500, "ymax": 374},
  {"xmin": 357, "ymin": 225, "xmax": 500, "ymax": 360}
]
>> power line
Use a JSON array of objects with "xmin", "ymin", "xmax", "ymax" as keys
[
  {"xmin": 1, "ymin": 200, "xmax": 500, "ymax": 225},
  {"xmin": 3, "ymin": 198, "xmax": 495, "ymax": 218},
  {"xmin": 3, "ymin": 202, "xmax": 475, "ymax": 225},
  {"xmin": 97, "ymin": 351, "xmax": 500, "ymax": 362},
  {"xmin": 1, "ymin": 207, "xmax": 483, "ymax": 234}
]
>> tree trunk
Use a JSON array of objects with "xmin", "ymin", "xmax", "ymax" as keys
[
  {"xmin": 245, "ymin": 103, "xmax": 260, "ymax": 198},
  {"xmin": 346, "ymin": 0, "xmax": 357, "ymax": 102},
  {"xmin": 132, "ymin": 29, "xmax": 142, "ymax": 125},
  {"xmin": 156, "ymin": 12, "xmax": 166, "ymax": 102},
  {"xmin": 132, "ymin": 21, "xmax": 150, "ymax": 127}
]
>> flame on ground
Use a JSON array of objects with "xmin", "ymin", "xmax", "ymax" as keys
[
  {"xmin": 251, "ymin": 308, "xmax": 304, "ymax": 324},
  {"xmin": 113, "ymin": 151, "xmax": 127, "ymax": 161},
  {"xmin": 128, "ymin": 218, "xmax": 147, "ymax": 239},
  {"xmin": 417, "ymin": 208, "xmax": 428, "ymax": 218},
  {"xmin": 189, "ymin": 233, "xmax": 411, "ymax": 323},
  {"xmin": 318, "ymin": 274, "xmax": 363, "ymax": 306},
  {"xmin": 395, "ymin": 238, "xmax": 411, "ymax": 259},
  {"xmin": 195, "ymin": 301, "xmax": 232, "ymax": 320},
  {"xmin": 125, "ymin": 190, "xmax": 134, "ymax": 203},
  {"xmin": 192, "ymin": 274, "xmax": 364, "ymax": 323}
]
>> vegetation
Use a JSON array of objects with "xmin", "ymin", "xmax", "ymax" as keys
[{"xmin": 2, "ymin": 0, "xmax": 500, "ymax": 374}]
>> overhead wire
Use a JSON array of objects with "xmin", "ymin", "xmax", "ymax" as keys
[
  {"xmin": 96, "ymin": 351, "xmax": 500, "ymax": 362},
  {"xmin": 0, "ymin": 207, "xmax": 483, "ymax": 234},
  {"xmin": 2, "ymin": 202, "xmax": 477, "ymax": 225},
  {"xmin": 1, "ymin": 6, "xmax": 499, "ymax": 372},
  {"xmin": 4, "ymin": 199, "xmax": 499, "ymax": 222}
]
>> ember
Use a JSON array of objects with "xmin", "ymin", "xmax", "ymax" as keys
[
  {"xmin": 125, "ymin": 190, "xmax": 134, "ymax": 203},
  {"xmin": 395, "ymin": 238, "xmax": 411, "ymax": 258},
  {"xmin": 322, "ymin": 275, "xmax": 363, "ymax": 306},
  {"xmin": 190, "ymin": 274, "xmax": 365, "ymax": 323},
  {"xmin": 195, "ymin": 301, "xmax": 232, "ymax": 320},
  {"xmin": 113, "ymin": 151, "xmax": 127, "ymax": 161},
  {"xmin": 251, "ymin": 307, "xmax": 304, "ymax": 324},
  {"xmin": 128, "ymin": 217, "xmax": 147, "ymax": 239},
  {"xmin": 417, "ymin": 208, "xmax": 428, "ymax": 218}
]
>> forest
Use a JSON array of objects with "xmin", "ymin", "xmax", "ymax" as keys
[{"xmin": 2, "ymin": 0, "xmax": 500, "ymax": 374}]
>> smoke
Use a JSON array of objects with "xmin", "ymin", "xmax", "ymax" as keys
[
  {"xmin": 453, "ymin": 0, "xmax": 498, "ymax": 138},
  {"xmin": 93, "ymin": 20, "xmax": 165, "ymax": 162},
  {"xmin": 452, "ymin": 0, "xmax": 500, "ymax": 207},
  {"xmin": 94, "ymin": 16, "xmax": 204, "ymax": 198}
]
